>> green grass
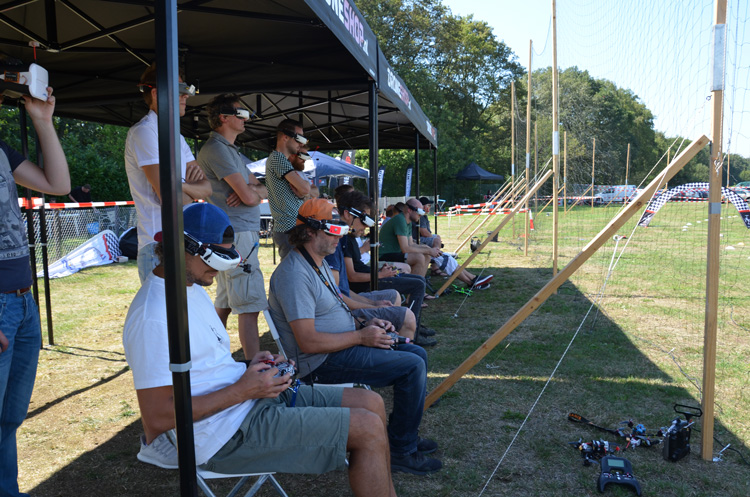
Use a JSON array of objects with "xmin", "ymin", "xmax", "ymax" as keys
[{"xmin": 17, "ymin": 205, "xmax": 750, "ymax": 497}]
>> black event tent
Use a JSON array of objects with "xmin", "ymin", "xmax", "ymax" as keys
[
  {"xmin": 455, "ymin": 161, "xmax": 504, "ymax": 181},
  {"xmin": 1, "ymin": 1, "xmax": 438, "ymax": 494},
  {"xmin": 0, "ymin": 0, "xmax": 438, "ymax": 151}
]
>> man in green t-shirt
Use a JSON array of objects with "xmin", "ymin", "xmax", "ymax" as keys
[{"xmin": 378, "ymin": 199, "xmax": 440, "ymax": 277}]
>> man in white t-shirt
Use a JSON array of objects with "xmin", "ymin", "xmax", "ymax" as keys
[
  {"xmin": 124, "ymin": 62, "xmax": 211, "ymax": 282},
  {"xmin": 123, "ymin": 203, "xmax": 397, "ymax": 497}
]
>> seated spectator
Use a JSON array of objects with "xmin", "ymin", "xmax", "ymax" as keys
[
  {"xmin": 378, "ymin": 198, "xmax": 439, "ymax": 277},
  {"xmin": 337, "ymin": 191, "xmax": 437, "ymax": 344},
  {"xmin": 412, "ymin": 196, "xmax": 442, "ymax": 249},
  {"xmin": 123, "ymin": 203, "xmax": 396, "ymax": 496},
  {"xmin": 268, "ymin": 198, "xmax": 442, "ymax": 475}
]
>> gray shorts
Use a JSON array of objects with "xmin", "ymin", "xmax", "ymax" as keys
[
  {"xmin": 201, "ymin": 385, "xmax": 349, "ymax": 475},
  {"xmin": 353, "ymin": 305, "xmax": 407, "ymax": 331},
  {"xmin": 215, "ymin": 231, "xmax": 268, "ymax": 314}
]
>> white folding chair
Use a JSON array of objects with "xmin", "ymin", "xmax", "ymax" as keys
[{"xmin": 166, "ymin": 430, "xmax": 288, "ymax": 497}]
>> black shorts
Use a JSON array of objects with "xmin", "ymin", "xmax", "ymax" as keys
[{"xmin": 378, "ymin": 252, "xmax": 407, "ymax": 263}]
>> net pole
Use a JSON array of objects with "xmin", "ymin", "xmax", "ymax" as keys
[
  {"xmin": 525, "ymin": 40, "xmax": 532, "ymax": 256},
  {"xmin": 591, "ymin": 138, "xmax": 596, "ymax": 211},
  {"xmin": 551, "ymin": 0, "xmax": 559, "ymax": 276},
  {"xmin": 701, "ymin": 0, "xmax": 726, "ymax": 461},
  {"xmin": 511, "ymin": 81, "xmax": 516, "ymax": 239}
]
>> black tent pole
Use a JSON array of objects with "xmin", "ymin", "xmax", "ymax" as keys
[
  {"xmin": 154, "ymin": 1, "xmax": 198, "ymax": 495},
  {"xmin": 414, "ymin": 132, "xmax": 420, "ymax": 199},
  {"xmin": 18, "ymin": 104, "xmax": 43, "ymax": 347},
  {"xmin": 34, "ymin": 133, "xmax": 54, "ymax": 345},
  {"xmin": 368, "ymin": 78, "xmax": 379, "ymax": 291}
]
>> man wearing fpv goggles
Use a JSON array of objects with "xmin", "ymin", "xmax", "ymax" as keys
[
  {"xmin": 127, "ymin": 203, "xmax": 398, "ymax": 496},
  {"xmin": 268, "ymin": 198, "xmax": 442, "ymax": 476},
  {"xmin": 197, "ymin": 94, "xmax": 269, "ymax": 360},
  {"xmin": 125, "ymin": 62, "xmax": 211, "ymax": 284},
  {"xmin": 265, "ymin": 119, "xmax": 312, "ymax": 259}
]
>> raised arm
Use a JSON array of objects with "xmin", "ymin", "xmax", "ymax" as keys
[{"xmin": 11, "ymin": 88, "xmax": 70, "ymax": 195}]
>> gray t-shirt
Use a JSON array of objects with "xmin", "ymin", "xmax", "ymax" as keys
[
  {"xmin": 268, "ymin": 249, "xmax": 356, "ymax": 376},
  {"xmin": 197, "ymin": 131, "xmax": 260, "ymax": 232}
]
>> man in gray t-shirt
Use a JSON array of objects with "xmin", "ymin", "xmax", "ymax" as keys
[
  {"xmin": 268, "ymin": 198, "xmax": 442, "ymax": 476},
  {"xmin": 198, "ymin": 94, "xmax": 268, "ymax": 359}
]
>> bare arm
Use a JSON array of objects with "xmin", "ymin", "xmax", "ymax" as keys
[
  {"xmin": 397, "ymin": 234, "xmax": 439, "ymax": 257},
  {"xmin": 223, "ymin": 172, "xmax": 262, "ymax": 206},
  {"xmin": 285, "ymin": 170, "xmax": 311, "ymax": 198},
  {"xmin": 142, "ymin": 160, "xmax": 211, "ymax": 205},
  {"xmin": 344, "ymin": 256, "xmax": 372, "ymax": 283},
  {"xmin": 289, "ymin": 318, "xmax": 391, "ymax": 355},
  {"xmin": 11, "ymin": 88, "xmax": 70, "ymax": 195},
  {"xmin": 136, "ymin": 351, "xmax": 292, "ymax": 443}
]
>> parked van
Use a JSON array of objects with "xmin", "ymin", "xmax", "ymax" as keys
[{"xmin": 594, "ymin": 185, "xmax": 638, "ymax": 204}]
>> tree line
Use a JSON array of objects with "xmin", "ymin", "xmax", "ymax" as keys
[{"xmin": 2, "ymin": 0, "xmax": 748, "ymax": 203}]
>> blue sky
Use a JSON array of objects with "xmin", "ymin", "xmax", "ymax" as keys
[{"xmin": 442, "ymin": 0, "xmax": 750, "ymax": 159}]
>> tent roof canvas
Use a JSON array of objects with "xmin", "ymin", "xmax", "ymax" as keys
[{"xmin": 454, "ymin": 162, "xmax": 504, "ymax": 181}]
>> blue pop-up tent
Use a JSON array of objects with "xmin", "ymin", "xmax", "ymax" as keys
[{"xmin": 247, "ymin": 151, "xmax": 369, "ymax": 184}]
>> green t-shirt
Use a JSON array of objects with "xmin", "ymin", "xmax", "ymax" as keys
[{"xmin": 379, "ymin": 212, "xmax": 410, "ymax": 254}]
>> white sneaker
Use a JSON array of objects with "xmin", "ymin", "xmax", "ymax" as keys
[{"xmin": 137, "ymin": 433, "xmax": 178, "ymax": 469}]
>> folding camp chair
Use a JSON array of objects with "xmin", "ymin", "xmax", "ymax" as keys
[{"xmin": 166, "ymin": 430, "xmax": 288, "ymax": 497}]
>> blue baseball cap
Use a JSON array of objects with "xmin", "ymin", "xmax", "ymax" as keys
[{"xmin": 154, "ymin": 202, "xmax": 234, "ymax": 243}]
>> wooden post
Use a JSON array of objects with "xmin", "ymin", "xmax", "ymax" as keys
[
  {"xmin": 625, "ymin": 143, "xmax": 631, "ymax": 186},
  {"xmin": 563, "ymin": 131, "xmax": 568, "ymax": 210},
  {"xmin": 525, "ymin": 40, "xmax": 532, "ymax": 256},
  {"xmin": 702, "ymin": 0, "xmax": 726, "ymax": 461},
  {"xmin": 551, "ymin": 0, "xmax": 559, "ymax": 276},
  {"xmin": 511, "ymin": 81, "xmax": 516, "ymax": 238},
  {"xmin": 436, "ymin": 170, "xmax": 552, "ymax": 297},
  {"xmin": 591, "ymin": 138, "xmax": 596, "ymax": 211},
  {"xmin": 425, "ymin": 136, "xmax": 709, "ymax": 408},
  {"xmin": 534, "ymin": 122, "xmax": 538, "ymax": 210}
]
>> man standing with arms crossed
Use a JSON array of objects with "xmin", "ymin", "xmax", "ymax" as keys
[
  {"xmin": 124, "ymin": 62, "xmax": 211, "ymax": 283},
  {"xmin": 198, "ymin": 94, "xmax": 267, "ymax": 360},
  {"xmin": 265, "ymin": 119, "xmax": 310, "ymax": 259}
]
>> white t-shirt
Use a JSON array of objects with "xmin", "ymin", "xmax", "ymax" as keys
[
  {"xmin": 124, "ymin": 110, "xmax": 196, "ymax": 249},
  {"xmin": 123, "ymin": 273, "xmax": 255, "ymax": 464}
]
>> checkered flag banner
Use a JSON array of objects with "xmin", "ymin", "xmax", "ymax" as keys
[{"xmin": 638, "ymin": 182, "xmax": 750, "ymax": 229}]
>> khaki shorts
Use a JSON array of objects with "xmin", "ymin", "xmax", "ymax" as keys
[
  {"xmin": 201, "ymin": 385, "xmax": 349, "ymax": 475},
  {"xmin": 215, "ymin": 231, "xmax": 268, "ymax": 314}
]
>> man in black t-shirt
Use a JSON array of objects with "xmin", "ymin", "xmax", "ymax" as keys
[{"xmin": 68, "ymin": 183, "xmax": 91, "ymax": 202}]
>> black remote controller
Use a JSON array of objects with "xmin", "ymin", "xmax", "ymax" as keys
[{"xmin": 598, "ymin": 456, "xmax": 641, "ymax": 496}]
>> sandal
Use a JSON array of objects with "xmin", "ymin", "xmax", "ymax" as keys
[{"xmin": 431, "ymin": 267, "xmax": 449, "ymax": 277}]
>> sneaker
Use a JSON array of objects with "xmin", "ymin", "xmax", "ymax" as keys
[
  {"xmin": 471, "ymin": 274, "xmax": 493, "ymax": 288},
  {"xmin": 413, "ymin": 334, "xmax": 437, "ymax": 347},
  {"xmin": 474, "ymin": 283, "xmax": 491, "ymax": 290},
  {"xmin": 418, "ymin": 325, "xmax": 437, "ymax": 337},
  {"xmin": 391, "ymin": 450, "xmax": 442, "ymax": 474},
  {"xmin": 137, "ymin": 433, "xmax": 178, "ymax": 469},
  {"xmin": 417, "ymin": 437, "xmax": 438, "ymax": 454}
]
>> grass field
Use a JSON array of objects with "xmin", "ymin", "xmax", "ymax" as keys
[{"xmin": 17, "ymin": 201, "xmax": 750, "ymax": 496}]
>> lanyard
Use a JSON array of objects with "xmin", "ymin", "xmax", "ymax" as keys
[{"xmin": 297, "ymin": 246, "xmax": 366, "ymax": 328}]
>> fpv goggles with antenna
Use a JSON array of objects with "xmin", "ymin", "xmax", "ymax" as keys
[
  {"xmin": 282, "ymin": 128, "xmax": 308, "ymax": 145},
  {"xmin": 297, "ymin": 151, "xmax": 312, "ymax": 161},
  {"xmin": 297, "ymin": 214, "xmax": 350, "ymax": 237},
  {"xmin": 138, "ymin": 81, "xmax": 197, "ymax": 96},
  {"xmin": 184, "ymin": 232, "xmax": 242, "ymax": 271},
  {"xmin": 347, "ymin": 206, "xmax": 375, "ymax": 228},
  {"xmin": 220, "ymin": 105, "xmax": 251, "ymax": 120},
  {"xmin": 0, "ymin": 62, "xmax": 48, "ymax": 101}
]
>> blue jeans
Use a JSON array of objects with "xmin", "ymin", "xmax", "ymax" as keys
[
  {"xmin": 379, "ymin": 274, "xmax": 426, "ymax": 327},
  {"xmin": 307, "ymin": 344, "xmax": 427, "ymax": 456},
  {"xmin": 0, "ymin": 291, "xmax": 40, "ymax": 497}
]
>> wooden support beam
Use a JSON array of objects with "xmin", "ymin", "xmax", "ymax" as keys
[{"xmin": 425, "ymin": 136, "xmax": 709, "ymax": 409}]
